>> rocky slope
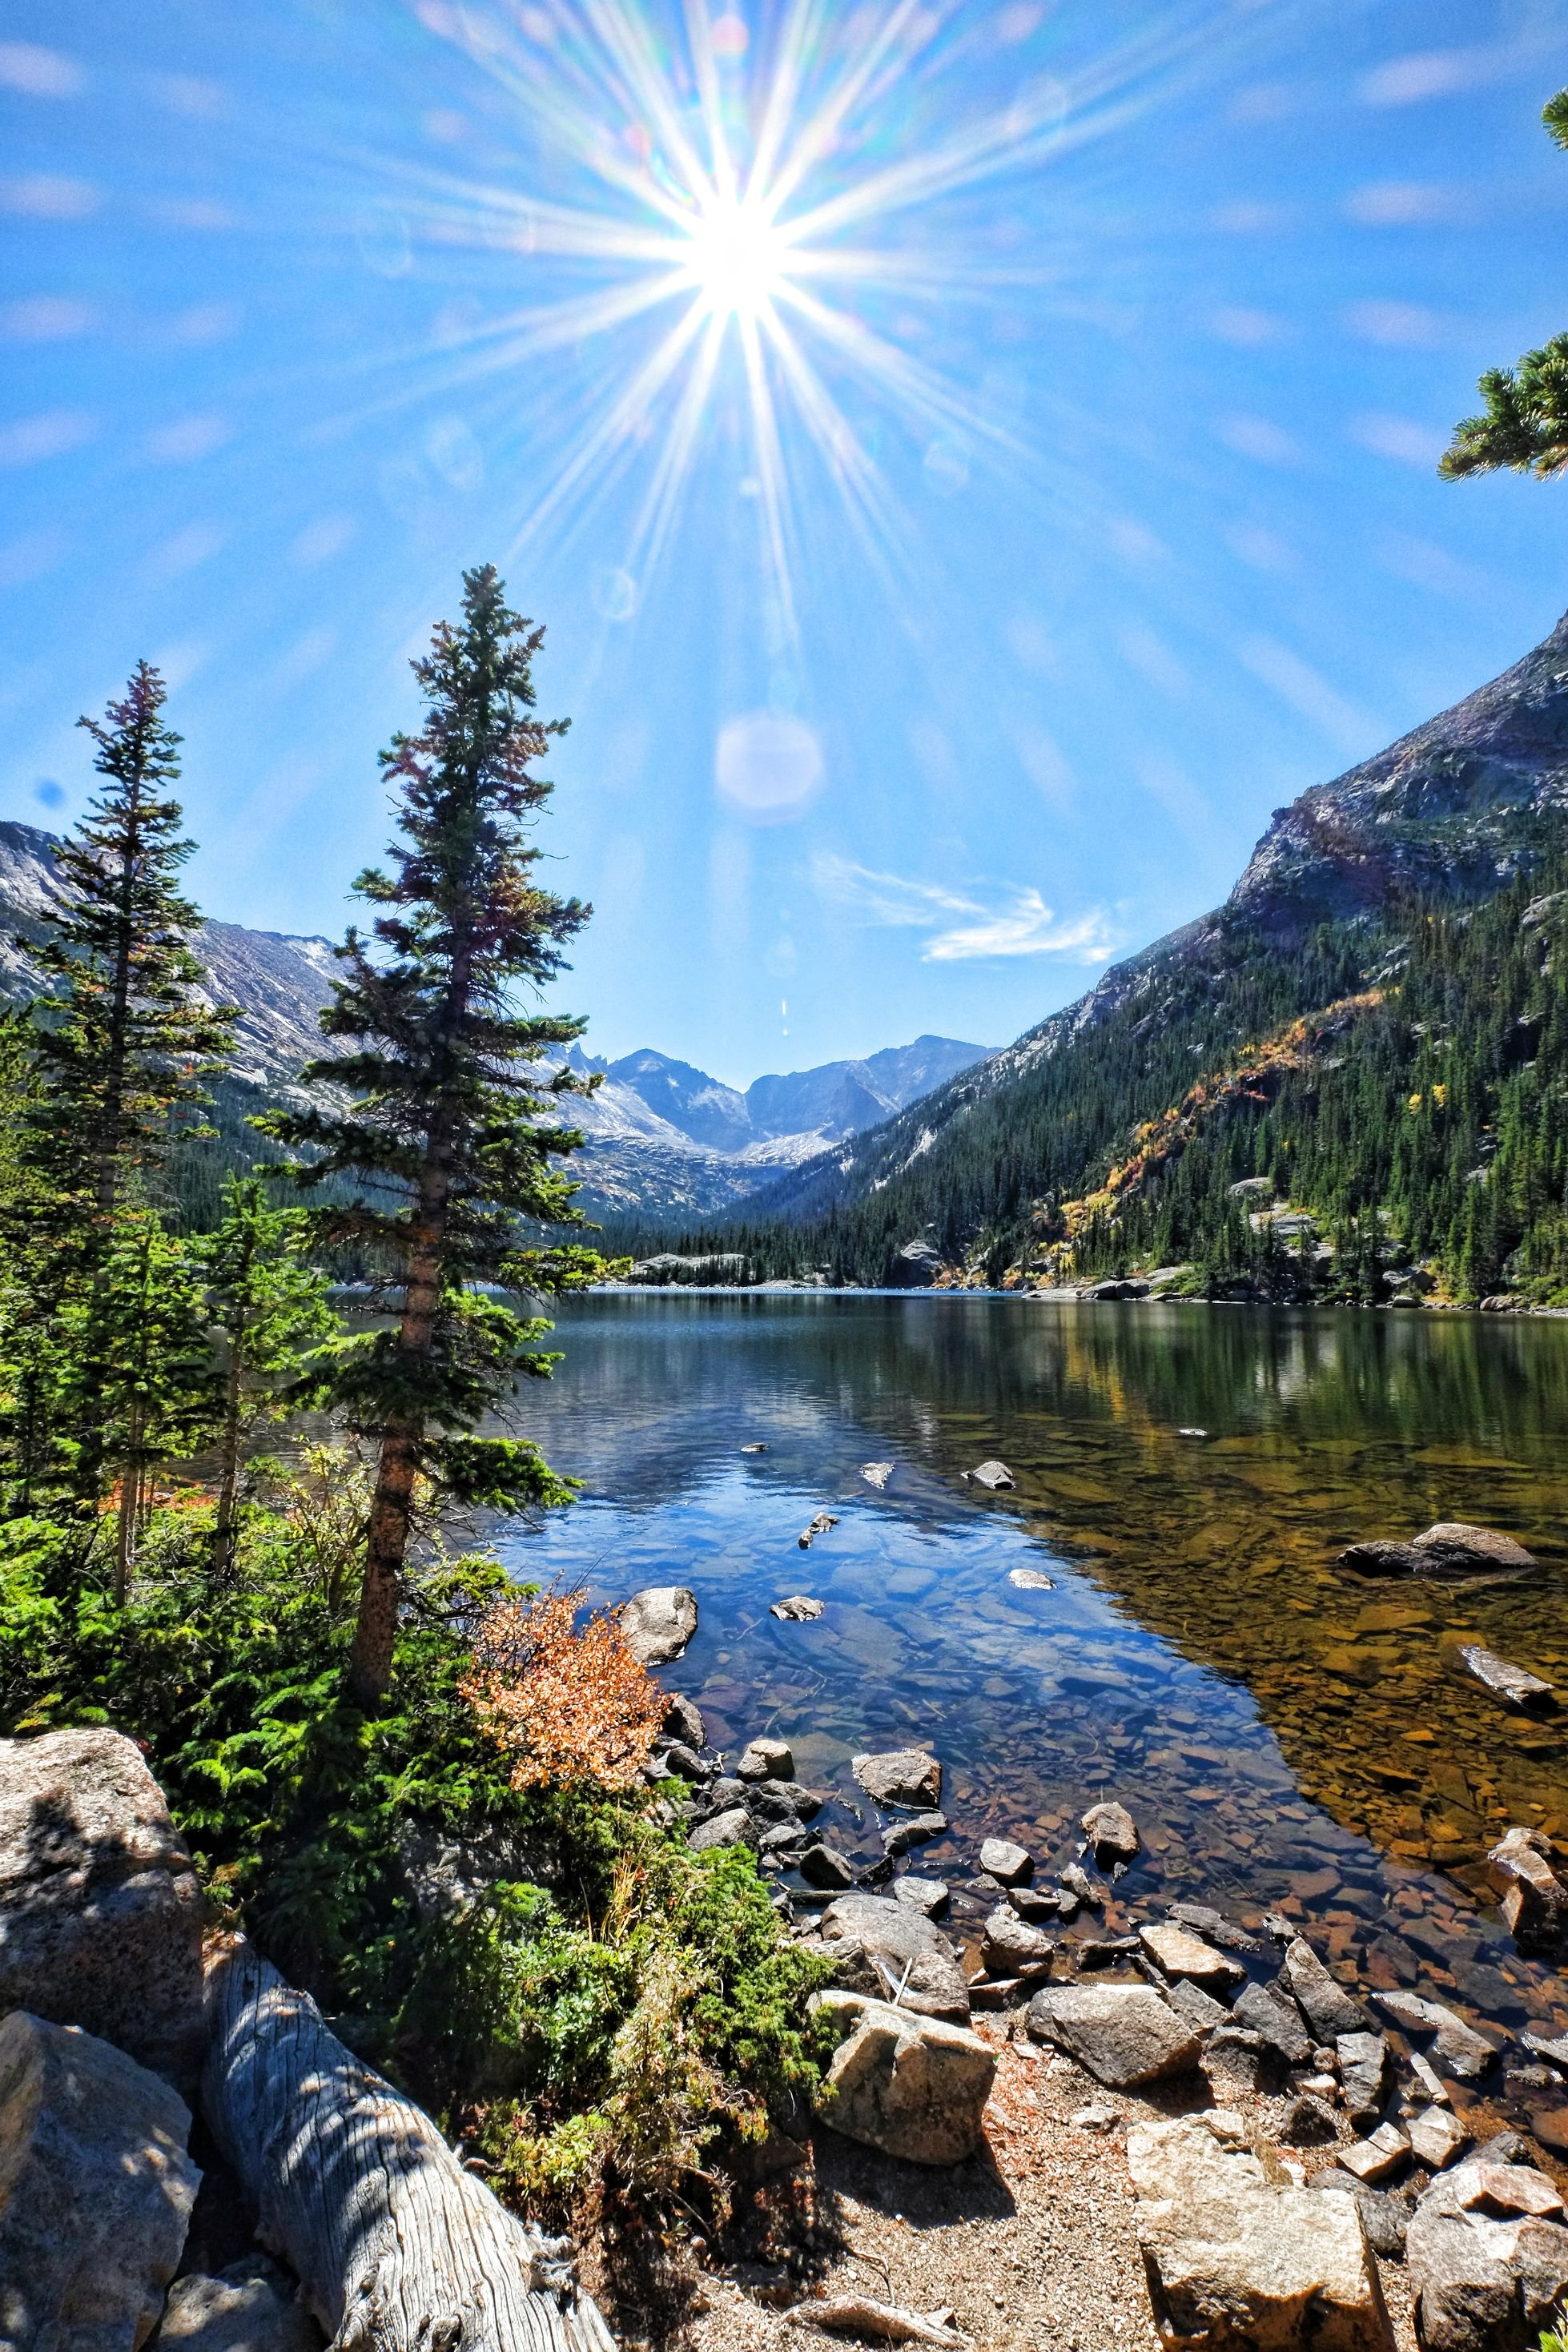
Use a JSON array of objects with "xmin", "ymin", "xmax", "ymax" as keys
[{"xmin": 744, "ymin": 607, "xmax": 1568, "ymax": 1254}]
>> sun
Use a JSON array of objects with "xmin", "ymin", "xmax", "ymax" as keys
[{"xmin": 681, "ymin": 195, "xmax": 792, "ymax": 323}]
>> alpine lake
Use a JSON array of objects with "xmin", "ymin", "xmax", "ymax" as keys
[{"xmin": 497, "ymin": 1291, "xmax": 1568, "ymax": 2132}]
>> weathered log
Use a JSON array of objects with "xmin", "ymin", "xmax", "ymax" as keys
[{"xmin": 202, "ymin": 1936, "xmax": 616, "ymax": 2352}]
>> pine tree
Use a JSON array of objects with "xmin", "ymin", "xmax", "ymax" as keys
[
  {"xmin": 262, "ymin": 566, "xmax": 609, "ymax": 1703},
  {"xmin": 195, "ymin": 1176, "xmax": 336, "ymax": 1580},
  {"xmin": 1441, "ymin": 90, "xmax": 1568, "ymax": 481}
]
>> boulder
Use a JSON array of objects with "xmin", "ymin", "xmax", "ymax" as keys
[
  {"xmin": 619, "ymin": 1586, "xmax": 698, "ymax": 1665},
  {"xmin": 892, "ymin": 1877, "xmax": 949, "ymax": 1919},
  {"xmin": 1371, "ymin": 1988, "xmax": 1497, "ymax": 2079},
  {"xmin": 1027, "ymin": 1984, "xmax": 1202, "ymax": 2089},
  {"xmin": 155, "ymin": 2256, "xmax": 322, "ymax": 2352},
  {"xmin": 1283, "ymin": 1938, "xmax": 1368, "ymax": 2040},
  {"xmin": 663, "ymin": 1692, "xmax": 706, "ymax": 1750},
  {"xmin": 962, "ymin": 1460, "xmax": 1015, "ymax": 1490},
  {"xmin": 853, "ymin": 1749, "xmax": 942, "ymax": 1810},
  {"xmin": 979, "ymin": 1905, "xmax": 1053, "ymax": 1978},
  {"xmin": 889, "ymin": 1241, "xmax": 943, "ymax": 1289},
  {"xmin": 689, "ymin": 1806, "xmax": 757, "ymax": 1851},
  {"xmin": 1408, "ymin": 2105, "xmax": 1469, "ymax": 2170},
  {"xmin": 1407, "ymin": 2160, "xmax": 1568, "ymax": 2351},
  {"xmin": 810, "ymin": 1991, "xmax": 995, "ymax": 2165},
  {"xmin": 1233, "ymin": 1979, "xmax": 1314, "ymax": 2065},
  {"xmin": 1338, "ymin": 1541, "xmax": 1426, "ymax": 1577},
  {"xmin": 1130, "ymin": 2115, "xmax": 1395, "ymax": 2351},
  {"xmin": 798, "ymin": 1843, "xmax": 854, "ymax": 1891},
  {"xmin": 1138, "ymin": 1922, "xmax": 1244, "ymax": 1992},
  {"xmin": 978, "ymin": 1838, "xmax": 1032, "ymax": 1886},
  {"xmin": 1080, "ymin": 1800, "xmax": 1140, "ymax": 1869},
  {"xmin": 0, "ymin": 2009, "xmax": 199, "ymax": 2349},
  {"xmin": 1415, "ymin": 1522, "xmax": 1538, "ymax": 1572},
  {"xmin": 1487, "ymin": 1826, "xmax": 1568, "ymax": 1950},
  {"xmin": 820, "ymin": 1895, "xmax": 970, "ymax": 2022},
  {"xmin": 770, "ymin": 1595, "xmax": 824, "ymax": 1622},
  {"xmin": 1337, "ymin": 2032, "xmax": 1389, "ymax": 2125},
  {"xmin": 1168, "ymin": 1976, "xmax": 1231, "ymax": 2034},
  {"xmin": 0, "ymin": 1727, "xmax": 204, "ymax": 2082}
]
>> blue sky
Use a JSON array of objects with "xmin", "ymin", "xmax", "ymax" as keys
[{"xmin": 2, "ymin": 1, "xmax": 1566, "ymax": 1088}]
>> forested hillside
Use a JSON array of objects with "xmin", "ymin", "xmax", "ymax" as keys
[{"xmin": 634, "ymin": 609, "xmax": 1568, "ymax": 1305}]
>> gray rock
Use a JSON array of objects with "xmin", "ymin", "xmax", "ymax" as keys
[
  {"xmin": 820, "ymin": 1894, "xmax": 971, "ymax": 2022},
  {"xmin": 0, "ymin": 2010, "xmax": 199, "ymax": 2349},
  {"xmin": 892, "ymin": 1876, "xmax": 949, "ymax": 1919},
  {"xmin": 1080, "ymin": 1800, "xmax": 1140, "ymax": 1869},
  {"xmin": 0, "ymin": 1727, "xmax": 205, "ymax": 2084},
  {"xmin": 738, "ymin": 1738, "xmax": 794, "ymax": 1782},
  {"xmin": 798, "ymin": 1843, "xmax": 854, "ymax": 1891},
  {"xmin": 1168, "ymin": 1901, "xmax": 1261, "ymax": 1954},
  {"xmin": 854, "ymin": 1749, "xmax": 942, "ymax": 1809},
  {"xmin": 619, "ymin": 1585, "xmax": 698, "ymax": 1665},
  {"xmin": 980, "ymin": 1904, "xmax": 1053, "ymax": 1978},
  {"xmin": 770, "ymin": 1594, "xmax": 824, "ymax": 1622},
  {"xmin": 889, "ymin": 1240, "xmax": 943, "ymax": 1289},
  {"xmin": 1339, "ymin": 2186, "xmax": 1410, "ymax": 2259},
  {"xmin": 979, "ymin": 1837, "xmax": 1032, "ymax": 1886},
  {"xmin": 1167, "ymin": 1976, "xmax": 1231, "ymax": 2034},
  {"xmin": 1077, "ymin": 1934, "xmax": 1141, "ymax": 1968},
  {"xmin": 1488, "ymin": 1825, "xmax": 1568, "ymax": 1950},
  {"xmin": 963, "ymin": 1460, "xmax": 1015, "ymax": 1490},
  {"xmin": 1283, "ymin": 1937, "xmax": 1368, "ymax": 2040},
  {"xmin": 1232, "ymin": 1979, "xmax": 1314, "ymax": 2065},
  {"xmin": 399, "ymin": 1822, "xmax": 553, "ymax": 1920},
  {"xmin": 663, "ymin": 1692, "xmax": 706, "ymax": 1749},
  {"xmin": 1009, "ymin": 1567, "xmax": 1055, "ymax": 1590},
  {"xmin": 155, "ymin": 2257, "xmax": 322, "ymax": 2352},
  {"xmin": 1027, "ymin": 1984, "xmax": 1202, "ymax": 2089},
  {"xmin": 1407, "ymin": 2169, "xmax": 1568, "ymax": 2351},
  {"xmin": 859, "ymin": 1462, "xmax": 894, "ymax": 1490},
  {"xmin": 1416, "ymin": 1522, "xmax": 1538, "ymax": 1572},
  {"xmin": 1461, "ymin": 1644, "xmax": 1554, "ymax": 1707},
  {"xmin": 700, "ymin": 1775, "xmax": 749, "ymax": 1815},
  {"xmin": 1523, "ymin": 2028, "xmax": 1568, "ymax": 2072},
  {"xmin": 1338, "ymin": 1540, "xmax": 1428, "ymax": 1577},
  {"xmin": 689, "ymin": 1806, "xmax": 757, "ymax": 1851},
  {"xmin": 1372, "ymin": 1988, "xmax": 1497, "ymax": 2079},
  {"xmin": 1138, "ymin": 1922, "xmax": 1245, "ymax": 1992},
  {"xmin": 797, "ymin": 1512, "xmax": 839, "ymax": 1550},
  {"xmin": 1007, "ymin": 1884, "xmax": 1057, "ymax": 1923},
  {"xmin": 1203, "ymin": 2027, "xmax": 1272, "ymax": 2099},
  {"xmin": 758, "ymin": 1822, "xmax": 809, "ymax": 1862},
  {"xmin": 1337, "ymin": 2120, "xmax": 1408, "ymax": 2184},
  {"xmin": 744, "ymin": 1780, "xmax": 821, "ymax": 1826},
  {"xmin": 1337, "ymin": 2031, "xmax": 1388, "ymax": 2125},
  {"xmin": 1059, "ymin": 1861, "xmax": 1106, "ymax": 1909},
  {"xmin": 1278, "ymin": 2093, "xmax": 1339, "ymax": 2146},
  {"xmin": 881, "ymin": 1811, "xmax": 949, "ymax": 1859},
  {"xmin": 811, "ymin": 1991, "xmax": 995, "ymax": 2164},
  {"xmin": 1408, "ymin": 2105, "xmax": 1469, "ymax": 2170},
  {"xmin": 659, "ymin": 1739, "xmax": 710, "ymax": 1782},
  {"xmin": 1130, "ymin": 2116, "xmax": 1395, "ymax": 2350}
]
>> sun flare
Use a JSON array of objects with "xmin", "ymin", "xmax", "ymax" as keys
[{"xmin": 682, "ymin": 197, "xmax": 791, "ymax": 323}]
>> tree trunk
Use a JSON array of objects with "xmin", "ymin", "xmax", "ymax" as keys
[
  {"xmin": 203, "ymin": 1938, "xmax": 616, "ymax": 2352},
  {"xmin": 348, "ymin": 1425, "xmax": 418, "ymax": 1703},
  {"xmin": 211, "ymin": 1325, "xmax": 245, "ymax": 1581}
]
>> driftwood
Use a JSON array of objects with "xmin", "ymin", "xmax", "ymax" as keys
[
  {"xmin": 786, "ymin": 2296, "xmax": 969, "ymax": 2346},
  {"xmin": 203, "ymin": 1937, "xmax": 616, "ymax": 2352}
]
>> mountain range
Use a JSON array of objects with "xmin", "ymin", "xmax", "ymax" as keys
[
  {"xmin": 0, "ymin": 821, "xmax": 991, "ymax": 1217},
  {"xmin": 714, "ymin": 605, "xmax": 1568, "ymax": 1303}
]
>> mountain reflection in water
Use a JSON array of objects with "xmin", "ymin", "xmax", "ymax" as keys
[{"xmin": 493, "ymin": 1293, "xmax": 1568, "ymax": 2047}]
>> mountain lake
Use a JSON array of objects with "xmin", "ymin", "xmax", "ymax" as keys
[{"xmin": 499, "ymin": 1289, "xmax": 1568, "ymax": 2118}]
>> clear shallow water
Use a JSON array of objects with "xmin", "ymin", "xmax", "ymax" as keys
[{"xmin": 493, "ymin": 1293, "xmax": 1568, "ymax": 2063}]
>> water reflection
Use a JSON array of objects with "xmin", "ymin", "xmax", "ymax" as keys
[{"xmin": 495, "ymin": 1294, "xmax": 1568, "ymax": 2048}]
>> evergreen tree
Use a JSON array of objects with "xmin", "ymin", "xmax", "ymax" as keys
[
  {"xmin": 195, "ymin": 1176, "xmax": 336, "ymax": 1580},
  {"xmin": 1441, "ymin": 90, "xmax": 1568, "ymax": 482},
  {"xmin": 263, "ymin": 565, "xmax": 608, "ymax": 1703}
]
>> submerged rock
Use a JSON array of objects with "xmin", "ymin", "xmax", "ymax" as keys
[
  {"xmin": 1459, "ymin": 1645, "xmax": 1554, "ymax": 1708},
  {"xmin": 811, "ymin": 1990, "xmax": 995, "ymax": 2165},
  {"xmin": 854, "ymin": 1749, "xmax": 943, "ymax": 1809},
  {"xmin": 963, "ymin": 1461, "xmax": 1015, "ymax": 1490},
  {"xmin": 620, "ymin": 1585, "xmax": 698, "ymax": 1665},
  {"xmin": 770, "ymin": 1594, "xmax": 824, "ymax": 1621}
]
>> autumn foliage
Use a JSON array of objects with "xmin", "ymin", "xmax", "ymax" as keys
[{"xmin": 460, "ymin": 1591, "xmax": 665, "ymax": 1791}]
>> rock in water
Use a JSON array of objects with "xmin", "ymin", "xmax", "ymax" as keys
[
  {"xmin": 619, "ymin": 1586, "xmax": 698, "ymax": 1665},
  {"xmin": 1415, "ymin": 1522, "xmax": 1537, "ymax": 1571},
  {"xmin": 1027, "ymin": 1985, "xmax": 1202, "ymax": 2089},
  {"xmin": 860, "ymin": 1462, "xmax": 894, "ymax": 1489},
  {"xmin": 1458, "ymin": 1644, "xmax": 1554, "ymax": 1707},
  {"xmin": 0, "ymin": 2009, "xmax": 199, "ymax": 2346},
  {"xmin": 0, "ymin": 1726, "xmax": 205, "ymax": 2082},
  {"xmin": 854, "ymin": 1749, "xmax": 943, "ymax": 1809},
  {"xmin": 1080, "ymin": 1800, "xmax": 1140, "ymax": 1869},
  {"xmin": 798, "ymin": 1843, "xmax": 854, "ymax": 1891},
  {"xmin": 1487, "ymin": 1826, "xmax": 1568, "ymax": 1950},
  {"xmin": 979, "ymin": 1838, "xmax": 1032, "ymax": 1886},
  {"xmin": 1138, "ymin": 1923, "xmax": 1244, "ymax": 1992},
  {"xmin": 738, "ymin": 1739, "xmax": 795, "ymax": 1783},
  {"xmin": 770, "ymin": 1595, "xmax": 824, "ymax": 1622},
  {"xmin": 881, "ymin": 1813, "xmax": 948, "ymax": 1859},
  {"xmin": 1130, "ymin": 2115, "xmax": 1395, "ymax": 2351},
  {"xmin": 1372, "ymin": 1988, "xmax": 1497, "ymax": 2079},
  {"xmin": 980, "ymin": 1905, "xmax": 1053, "ymax": 1978},
  {"xmin": 811, "ymin": 1991, "xmax": 995, "ymax": 2165},
  {"xmin": 892, "ymin": 1877, "xmax": 950, "ymax": 1919},
  {"xmin": 798, "ymin": 1512, "xmax": 840, "ymax": 1550},
  {"xmin": 819, "ymin": 1894, "xmax": 970, "ymax": 2022},
  {"xmin": 663, "ymin": 1692, "xmax": 706, "ymax": 1750},
  {"xmin": 1283, "ymin": 1937, "xmax": 1368, "ymax": 2040},
  {"xmin": 963, "ymin": 1461, "xmax": 1015, "ymax": 1490},
  {"xmin": 1008, "ymin": 1567, "xmax": 1055, "ymax": 1590},
  {"xmin": 156, "ymin": 2256, "xmax": 321, "ymax": 2352},
  {"xmin": 1338, "ymin": 1540, "xmax": 1427, "ymax": 1577}
]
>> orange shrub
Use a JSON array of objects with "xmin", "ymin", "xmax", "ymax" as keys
[{"xmin": 459, "ymin": 1590, "xmax": 666, "ymax": 1791}]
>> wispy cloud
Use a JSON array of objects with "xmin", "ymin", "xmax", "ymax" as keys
[{"xmin": 812, "ymin": 854, "xmax": 1118, "ymax": 964}]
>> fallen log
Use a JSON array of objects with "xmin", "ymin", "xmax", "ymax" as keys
[
  {"xmin": 785, "ymin": 2295, "xmax": 969, "ymax": 2346},
  {"xmin": 202, "ymin": 1936, "xmax": 616, "ymax": 2352}
]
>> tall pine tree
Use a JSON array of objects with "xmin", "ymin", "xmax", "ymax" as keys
[
  {"xmin": 1441, "ymin": 90, "xmax": 1568, "ymax": 482},
  {"xmin": 263, "ymin": 566, "xmax": 608, "ymax": 1703}
]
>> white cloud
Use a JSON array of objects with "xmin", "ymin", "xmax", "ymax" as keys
[
  {"xmin": 812, "ymin": 854, "xmax": 1117, "ymax": 964},
  {"xmin": 1359, "ymin": 48, "xmax": 1502, "ymax": 107},
  {"xmin": 1342, "ymin": 299, "xmax": 1446, "ymax": 346},
  {"xmin": 2, "ymin": 296, "xmax": 95, "ymax": 340},
  {"xmin": 1237, "ymin": 635, "xmax": 1382, "ymax": 758},
  {"xmin": 1217, "ymin": 412, "xmax": 1302, "ymax": 466},
  {"xmin": 0, "ymin": 43, "xmax": 82, "ymax": 98},
  {"xmin": 0, "ymin": 409, "xmax": 96, "ymax": 467},
  {"xmin": 1345, "ymin": 182, "xmax": 1463, "ymax": 227},
  {"xmin": 0, "ymin": 174, "xmax": 97, "ymax": 220},
  {"xmin": 1349, "ymin": 412, "xmax": 1447, "ymax": 466},
  {"xmin": 1209, "ymin": 306, "xmax": 1287, "ymax": 348}
]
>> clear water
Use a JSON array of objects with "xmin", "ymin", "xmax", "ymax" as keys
[{"xmin": 493, "ymin": 1292, "xmax": 1568, "ymax": 2055}]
